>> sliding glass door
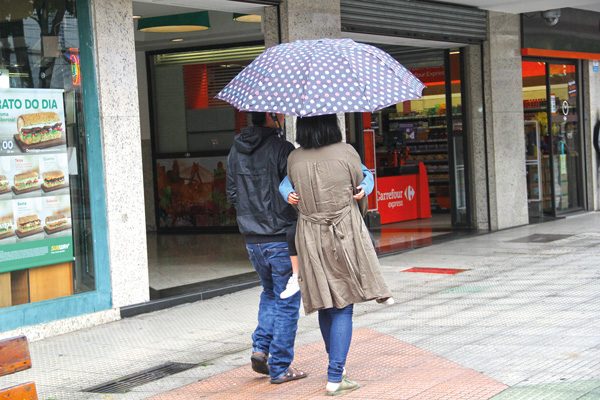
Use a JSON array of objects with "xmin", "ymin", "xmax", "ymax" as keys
[{"xmin": 522, "ymin": 59, "xmax": 583, "ymax": 219}]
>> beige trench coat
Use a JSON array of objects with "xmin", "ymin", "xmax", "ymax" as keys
[{"xmin": 287, "ymin": 142, "xmax": 392, "ymax": 315}]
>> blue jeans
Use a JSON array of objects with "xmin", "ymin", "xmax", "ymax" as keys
[
  {"xmin": 318, "ymin": 304, "xmax": 354, "ymax": 383},
  {"xmin": 246, "ymin": 242, "xmax": 301, "ymax": 380}
]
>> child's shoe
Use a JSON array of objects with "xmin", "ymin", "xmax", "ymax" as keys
[
  {"xmin": 376, "ymin": 297, "xmax": 395, "ymax": 305},
  {"xmin": 280, "ymin": 276, "xmax": 300, "ymax": 299}
]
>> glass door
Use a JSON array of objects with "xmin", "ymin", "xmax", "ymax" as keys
[
  {"xmin": 548, "ymin": 63, "xmax": 582, "ymax": 213},
  {"xmin": 522, "ymin": 59, "xmax": 583, "ymax": 219},
  {"xmin": 446, "ymin": 50, "xmax": 469, "ymax": 226}
]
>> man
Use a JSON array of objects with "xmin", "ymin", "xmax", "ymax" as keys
[{"xmin": 226, "ymin": 112, "xmax": 307, "ymax": 384}]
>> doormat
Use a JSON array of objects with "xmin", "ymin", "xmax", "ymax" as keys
[
  {"xmin": 509, "ymin": 234, "xmax": 572, "ymax": 243},
  {"xmin": 403, "ymin": 267, "xmax": 467, "ymax": 274}
]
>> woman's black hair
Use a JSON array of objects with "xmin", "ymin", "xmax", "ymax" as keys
[
  {"xmin": 295, "ymin": 114, "xmax": 342, "ymax": 149},
  {"xmin": 251, "ymin": 112, "xmax": 267, "ymax": 126}
]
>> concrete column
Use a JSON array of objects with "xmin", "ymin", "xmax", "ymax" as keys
[
  {"xmin": 91, "ymin": 0, "xmax": 149, "ymax": 307},
  {"xmin": 264, "ymin": 0, "xmax": 342, "ymax": 143},
  {"xmin": 482, "ymin": 12, "xmax": 528, "ymax": 230},
  {"xmin": 463, "ymin": 44, "xmax": 490, "ymax": 230}
]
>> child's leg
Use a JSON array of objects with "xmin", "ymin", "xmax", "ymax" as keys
[
  {"xmin": 286, "ymin": 221, "xmax": 298, "ymax": 274},
  {"xmin": 290, "ymin": 255, "xmax": 299, "ymax": 276},
  {"xmin": 281, "ymin": 222, "xmax": 300, "ymax": 299}
]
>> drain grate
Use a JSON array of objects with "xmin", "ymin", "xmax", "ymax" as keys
[
  {"xmin": 403, "ymin": 267, "xmax": 467, "ymax": 274},
  {"xmin": 509, "ymin": 234, "xmax": 572, "ymax": 243},
  {"xmin": 83, "ymin": 362, "xmax": 197, "ymax": 394}
]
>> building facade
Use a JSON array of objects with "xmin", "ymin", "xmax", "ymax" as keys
[{"xmin": 1, "ymin": 0, "xmax": 599, "ymax": 339}]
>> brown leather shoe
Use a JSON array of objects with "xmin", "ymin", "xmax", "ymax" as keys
[{"xmin": 251, "ymin": 352, "xmax": 269, "ymax": 375}]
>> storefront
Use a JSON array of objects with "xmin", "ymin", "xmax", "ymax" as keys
[
  {"xmin": 0, "ymin": 0, "xmax": 112, "ymax": 330},
  {"xmin": 521, "ymin": 8, "xmax": 600, "ymax": 220}
]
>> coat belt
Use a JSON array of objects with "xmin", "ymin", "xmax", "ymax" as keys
[
  {"xmin": 298, "ymin": 205, "xmax": 351, "ymax": 261},
  {"xmin": 298, "ymin": 204, "xmax": 365, "ymax": 298}
]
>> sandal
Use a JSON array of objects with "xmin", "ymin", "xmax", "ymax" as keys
[
  {"xmin": 270, "ymin": 366, "xmax": 308, "ymax": 384},
  {"xmin": 250, "ymin": 352, "xmax": 269, "ymax": 375},
  {"xmin": 326, "ymin": 376, "xmax": 361, "ymax": 396}
]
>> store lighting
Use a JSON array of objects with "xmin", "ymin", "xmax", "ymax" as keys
[
  {"xmin": 133, "ymin": 15, "xmax": 142, "ymax": 19},
  {"xmin": 233, "ymin": 13, "xmax": 261, "ymax": 23},
  {"xmin": 137, "ymin": 11, "xmax": 211, "ymax": 33},
  {"xmin": 172, "ymin": 38, "xmax": 184, "ymax": 42}
]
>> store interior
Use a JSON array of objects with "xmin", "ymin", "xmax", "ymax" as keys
[{"xmin": 133, "ymin": 1, "xmax": 480, "ymax": 300}]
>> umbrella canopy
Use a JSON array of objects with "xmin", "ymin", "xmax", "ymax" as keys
[{"xmin": 216, "ymin": 38, "xmax": 426, "ymax": 117}]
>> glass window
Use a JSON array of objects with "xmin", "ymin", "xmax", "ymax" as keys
[
  {"xmin": 0, "ymin": 0, "xmax": 95, "ymax": 309},
  {"xmin": 149, "ymin": 45, "xmax": 264, "ymax": 230}
]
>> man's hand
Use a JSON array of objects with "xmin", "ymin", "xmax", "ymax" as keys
[
  {"xmin": 353, "ymin": 186, "xmax": 365, "ymax": 199},
  {"xmin": 288, "ymin": 192, "xmax": 300, "ymax": 204}
]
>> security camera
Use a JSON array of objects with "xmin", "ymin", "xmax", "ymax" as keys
[{"xmin": 541, "ymin": 9, "xmax": 561, "ymax": 26}]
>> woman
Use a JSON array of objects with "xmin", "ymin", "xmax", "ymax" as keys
[{"xmin": 287, "ymin": 114, "xmax": 392, "ymax": 396}]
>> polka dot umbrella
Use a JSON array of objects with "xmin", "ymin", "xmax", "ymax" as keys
[{"xmin": 216, "ymin": 38, "xmax": 426, "ymax": 117}]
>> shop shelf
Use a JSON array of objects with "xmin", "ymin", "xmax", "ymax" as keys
[
  {"xmin": 406, "ymin": 139, "xmax": 447, "ymax": 144},
  {"xmin": 406, "ymin": 159, "xmax": 448, "ymax": 164},
  {"xmin": 408, "ymin": 149, "xmax": 444, "ymax": 154}
]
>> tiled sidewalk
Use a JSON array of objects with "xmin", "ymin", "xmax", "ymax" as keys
[
  {"xmin": 147, "ymin": 328, "xmax": 508, "ymax": 400},
  {"xmin": 2, "ymin": 213, "xmax": 600, "ymax": 400}
]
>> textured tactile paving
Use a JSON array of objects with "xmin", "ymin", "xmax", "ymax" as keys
[{"xmin": 145, "ymin": 328, "xmax": 508, "ymax": 400}]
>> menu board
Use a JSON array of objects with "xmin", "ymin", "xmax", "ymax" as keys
[{"xmin": 0, "ymin": 88, "xmax": 74, "ymax": 273}]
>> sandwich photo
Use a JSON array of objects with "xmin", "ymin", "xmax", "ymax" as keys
[
  {"xmin": 13, "ymin": 171, "xmax": 39, "ymax": 191},
  {"xmin": 45, "ymin": 213, "xmax": 68, "ymax": 230},
  {"xmin": 0, "ymin": 217, "xmax": 12, "ymax": 235},
  {"xmin": 17, "ymin": 215, "xmax": 41, "ymax": 233},
  {"xmin": 16, "ymin": 112, "xmax": 63, "ymax": 144},
  {"xmin": 42, "ymin": 170, "xmax": 66, "ymax": 188},
  {"xmin": 0, "ymin": 175, "xmax": 8, "ymax": 191}
]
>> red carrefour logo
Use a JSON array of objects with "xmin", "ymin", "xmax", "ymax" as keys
[{"xmin": 405, "ymin": 185, "xmax": 415, "ymax": 201}]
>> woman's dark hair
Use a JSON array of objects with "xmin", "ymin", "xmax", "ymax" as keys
[
  {"xmin": 295, "ymin": 114, "xmax": 342, "ymax": 149},
  {"xmin": 251, "ymin": 112, "xmax": 267, "ymax": 126}
]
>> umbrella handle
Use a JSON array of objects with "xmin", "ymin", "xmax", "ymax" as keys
[{"xmin": 270, "ymin": 112, "xmax": 284, "ymax": 137}]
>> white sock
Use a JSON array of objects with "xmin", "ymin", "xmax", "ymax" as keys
[
  {"xmin": 291, "ymin": 273, "xmax": 298, "ymax": 279},
  {"xmin": 326, "ymin": 382, "xmax": 341, "ymax": 392}
]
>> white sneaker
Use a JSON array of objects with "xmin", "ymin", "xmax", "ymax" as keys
[
  {"xmin": 280, "ymin": 276, "xmax": 300, "ymax": 299},
  {"xmin": 376, "ymin": 297, "xmax": 395, "ymax": 305}
]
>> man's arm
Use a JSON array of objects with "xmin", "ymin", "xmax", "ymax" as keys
[
  {"xmin": 278, "ymin": 141, "xmax": 295, "ymax": 182},
  {"xmin": 226, "ymin": 153, "xmax": 236, "ymax": 206}
]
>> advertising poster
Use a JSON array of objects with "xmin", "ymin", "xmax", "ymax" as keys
[
  {"xmin": 0, "ymin": 88, "xmax": 74, "ymax": 273},
  {"xmin": 156, "ymin": 156, "xmax": 236, "ymax": 228}
]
